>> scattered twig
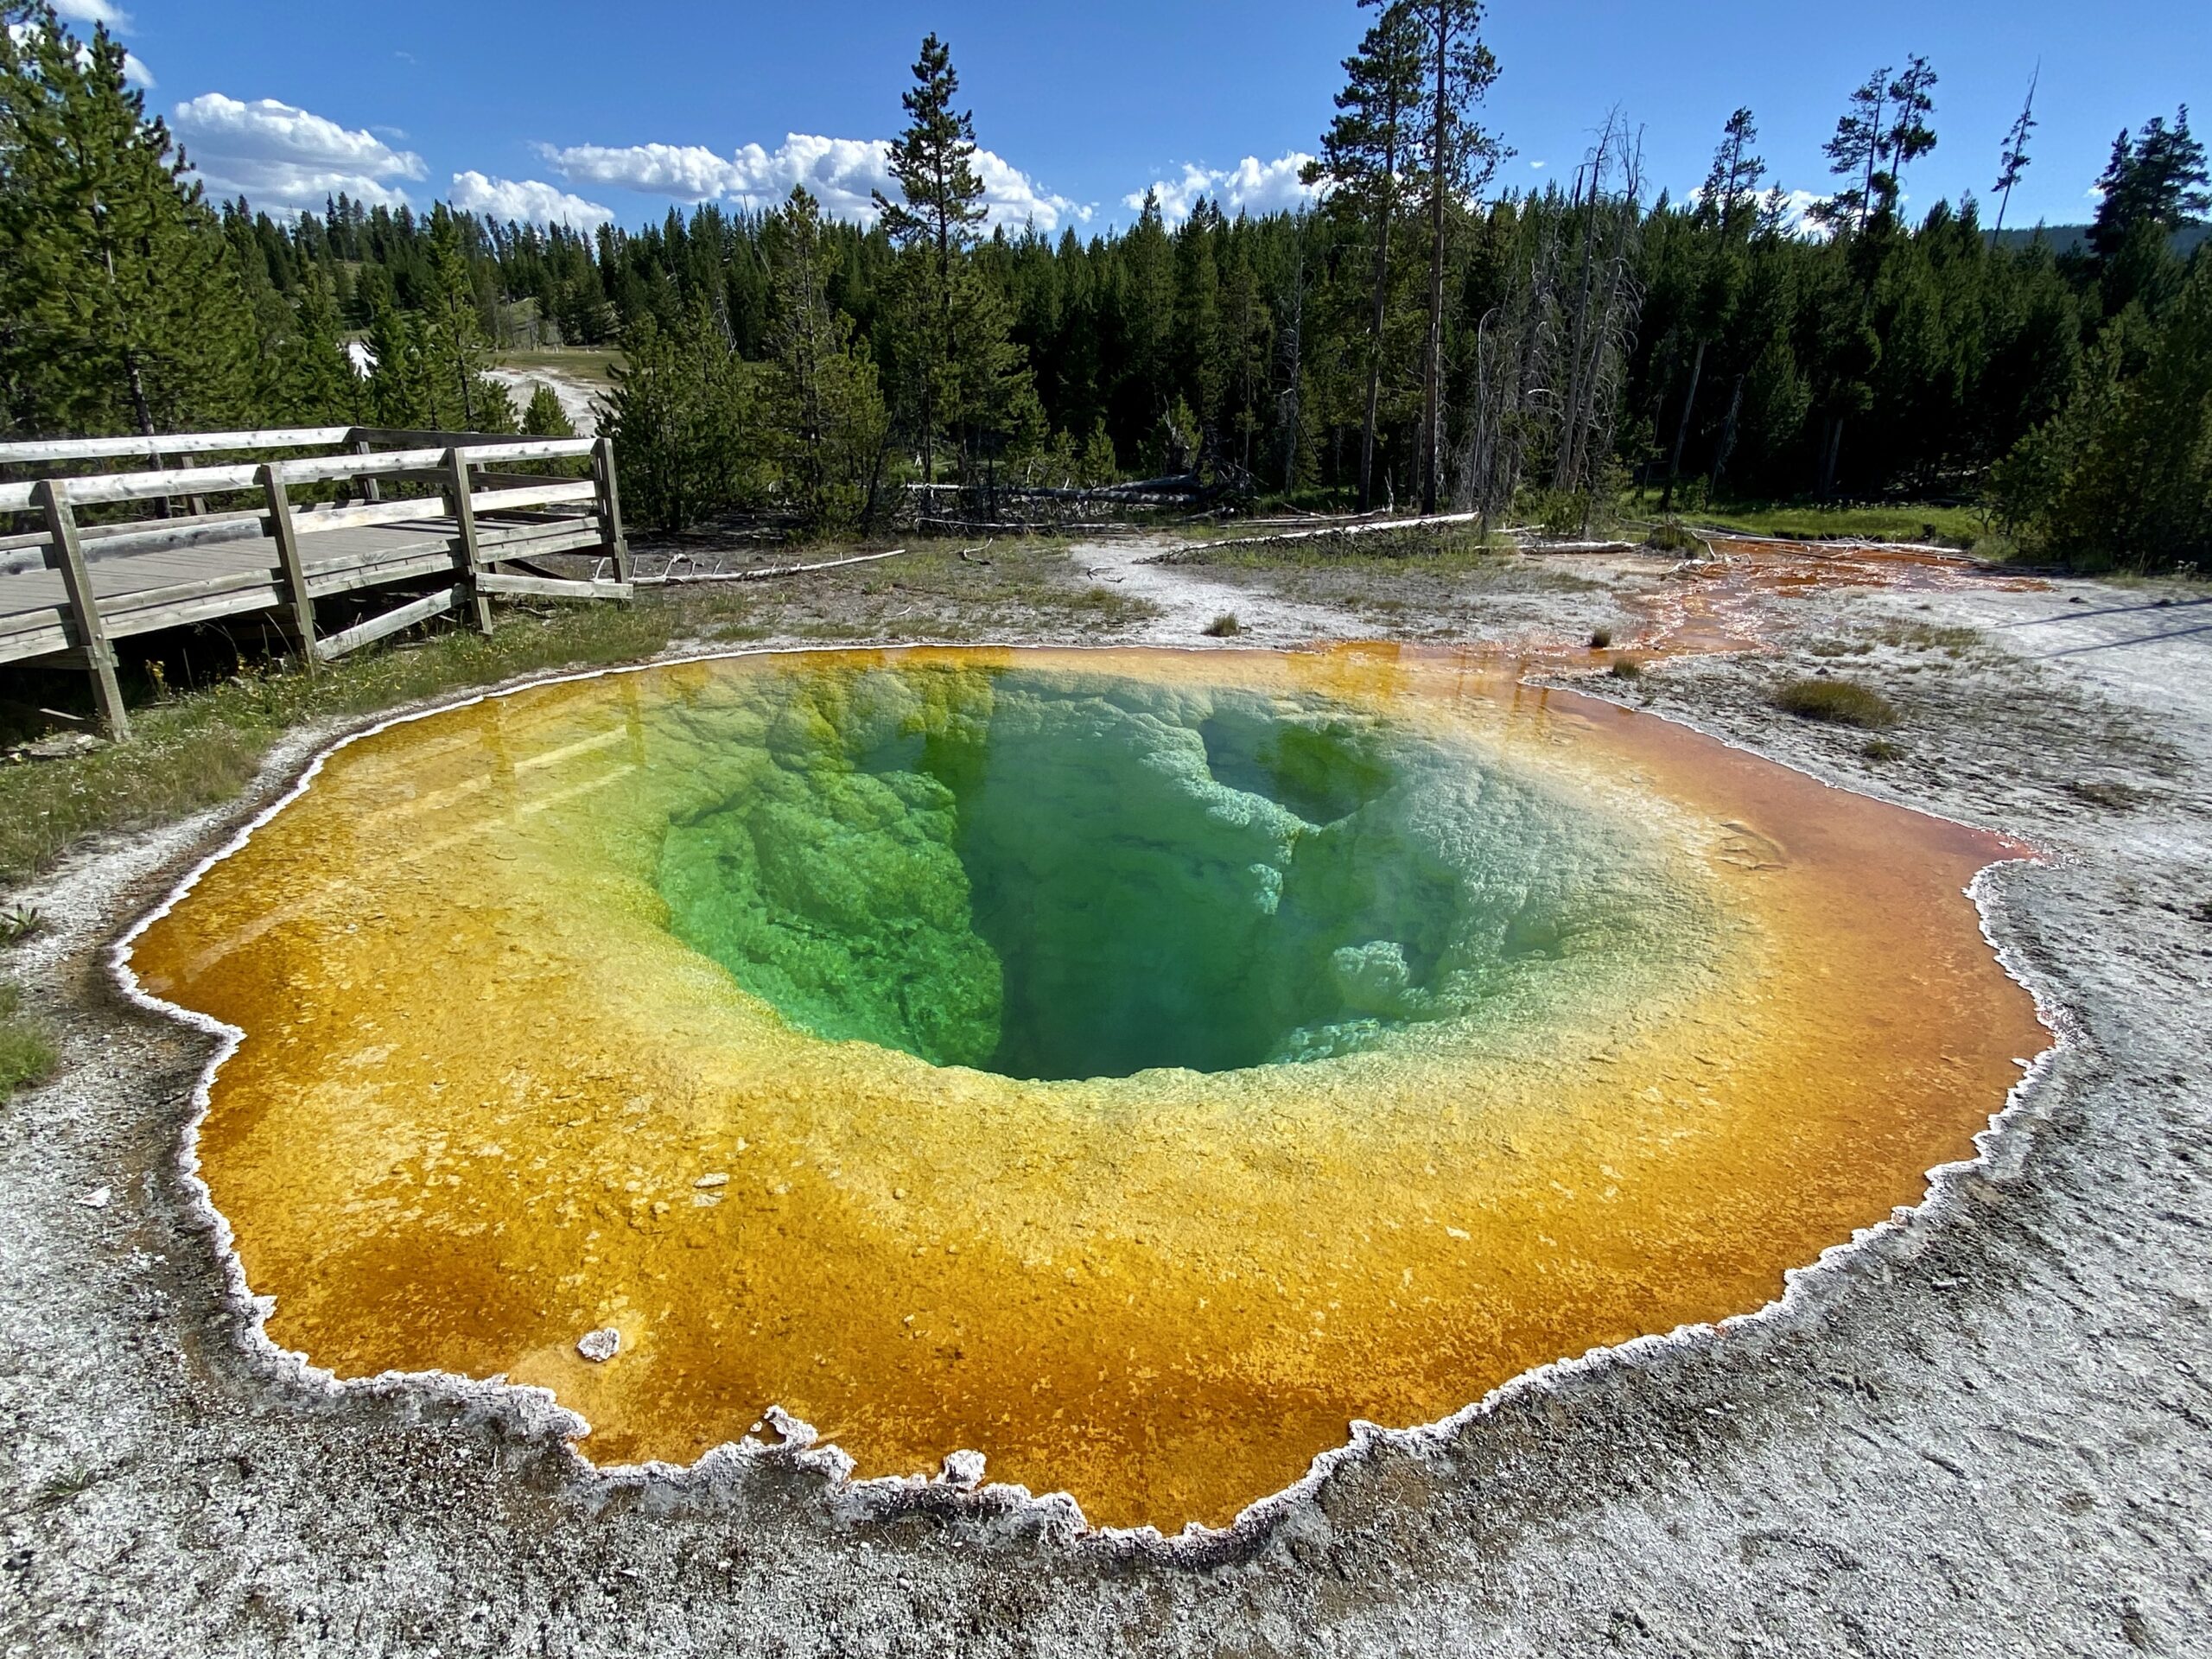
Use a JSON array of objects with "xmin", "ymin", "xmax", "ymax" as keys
[{"xmin": 641, "ymin": 548, "xmax": 907, "ymax": 585}]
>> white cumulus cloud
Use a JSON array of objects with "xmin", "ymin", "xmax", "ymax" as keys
[
  {"xmin": 13, "ymin": 6, "xmax": 155, "ymax": 85},
  {"xmin": 1124, "ymin": 152, "xmax": 1319, "ymax": 224},
  {"xmin": 54, "ymin": 0, "xmax": 131, "ymax": 25},
  {"xmin": 170, "ymin": 92, "xmax": 425, "ymax": 213},
  {"xmin": 543, "ymin": 133, "xmax": 1088, "ymax": 232},
  {"xmin": 449, "ymin": 170, "xmax": 613, "ymax": 229}
]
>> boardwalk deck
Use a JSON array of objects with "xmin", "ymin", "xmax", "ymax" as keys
[{"xmin": 0, "ymin": 427, "xmax": 627, "ymax": 737}]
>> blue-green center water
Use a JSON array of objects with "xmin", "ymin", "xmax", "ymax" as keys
[{"xmin": 652, "ymin": 666, "xmax": 1609, "ymax": 1081}]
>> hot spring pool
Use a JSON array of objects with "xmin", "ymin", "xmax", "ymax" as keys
[{"xmin": 125, "ymin": 646, "xmax": 2045, "ymax": 1531}]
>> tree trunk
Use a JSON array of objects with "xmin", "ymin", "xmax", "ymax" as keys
[
  {"xmin": 1661, "ymin": 337, "xmax": 1706, "ymax": 511},
  {"xmin": 1709, "ymin": 372, "xmax": 1745, "ymax": 493},
  {"xmin": 1421, "ymin": 16, "xmax": 1448, "ymax": 517},
  {"xmin": 1359, "ymin": 99, "xmax": 1402, "ymax": 512},
  {"xmin": 1819, "ymin": 415, "xmax": 1846, "ymax": 499}
]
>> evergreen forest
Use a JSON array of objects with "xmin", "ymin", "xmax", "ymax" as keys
[{"xmin": 3, "ymin": 1, "xmax": 2209, "ymax": 567}]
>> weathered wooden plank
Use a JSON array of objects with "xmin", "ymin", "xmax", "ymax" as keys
[
  {"xmin": 446, "ymin": 449, "xmax": 493, "ymax": 634},
  {"xmin": 476, "ymin": 524, "xmax": 603, "ymax": 557},
  {"xmin": 348, "ymin": 426, "xmax": 521, "ymax": 450},
  {"xmin": 314, "ymin": 587, "xmax": 459, "ymax": 660},
  {"xmin": 474, "ymin": 572, "xmax": 633, "ymax": 601},
  {"xmin": 456, "ymin": 436, "xmax": 597, "ymax": 464},
  {"xmin": 106, "ymin": 583, "xmax": 283, "ymax": 639},
  {"xmin": 467, "ymin": 480, "xmax": 598, "ymax": 514},
  {"xmin": 104, "ymin": 565, "xmax": 283, "ymax": 618},
  {"xmin": 261, "ymin": 461, "xmax": 320, "ymax": 672},
  {"xmin": 0, "ymin": 427, "xmax": 353, "ymax": 465},
  {"xmin": 62, "ymin": 513, "xmax": 268, "ymax": 562},
  {"xmin": 34, "ymin": 481, "xmax": 129, "ymax": 738},
  {"xmin": 592, "ymin": 435, "xmax": 630, "ymax": 582},
  {"xmin": 0, "ymin": 616, "xmax": 73, "ymax": 664},
  {"xmin": 41, "ymin": 441, "xmax": 573, "ymax": 506},
  {"xmin": 306, "ymin": 551, "xmax": 458, "ymax": 599},
  {"xmin": 289, "ymin": 497, "xmax": 455, "ymax": 537}
]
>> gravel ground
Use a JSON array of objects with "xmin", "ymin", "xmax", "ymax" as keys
[{"xmin": 2, "ymin": 541, "xmax": 2207, "ymax": 1657}]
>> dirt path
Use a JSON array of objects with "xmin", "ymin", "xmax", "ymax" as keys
[
  {"xmin": 2, "ymin": 542, "xmax": 2207, "ymax": 1656},
  {"xmin": 1068, "ymin": 534, "xmax": 1351, "ymax": 645}
]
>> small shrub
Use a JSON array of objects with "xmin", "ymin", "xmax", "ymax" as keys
[
  {"xmin": 0, "ymin": 906, "xmax": 42, "ymax": 946},
  {"xmin": 1609, "ymin": 656, "xmax": 1643, "ymax": 681},
  {"xmin": 1589, "ymin": 626, "xmax": 1613, "ymax": 649},
  {"xmin": 1646, "ymin": 518, "xmax": 1702, "ymax": 555},
  {"xmin": 1203, "ymin": 613, "xmax": 1243, "ymax": 638},
  {"xmin": 1861, "ymin": 738, "xmax": 1905, "ymax": 762},
  {"xmin": 2065, "ymin": 779, "xmax": 2150, "ymax": 811},
  {"xmin": 0, "ymin": 984, "xmax": 58, "ymax": 1096},
  {"xmin": 1774, "ymin": 678, "xmax": 1897, "ymax": 728}
]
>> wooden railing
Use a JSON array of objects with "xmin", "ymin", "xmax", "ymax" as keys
[{"xmin": 0, "ymin": 426, "xmax": 628, "ymax": 739}]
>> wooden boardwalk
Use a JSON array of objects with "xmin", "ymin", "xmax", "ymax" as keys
[{"xmin": 0, "ymin": 426, "xmax": 629, "ymax": 737}]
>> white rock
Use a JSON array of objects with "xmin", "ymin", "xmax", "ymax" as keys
[
  {"xmin": 78, "ymin": 1187, "xmax": 111, "ymax": 1210},
  {"xmin": 693, "ymin": 1173, "xmax": 728, "ymax": 1188},
  {"xmin": 576, "ymin": 1327, "xmax": 620, "ymax": 1363},
  {"xmin": 941, "ymin": 1449, "xmax": 986, "ymax": 1490}
]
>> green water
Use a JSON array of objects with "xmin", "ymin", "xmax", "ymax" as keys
[{"xmin": 653, "ymin": 664, "xmax": 1646, "ymax": 1082}]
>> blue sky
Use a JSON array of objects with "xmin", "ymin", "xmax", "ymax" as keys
[{"xmin": 73, "ymin": 0, "xmax": 2210, "ymax": 234}]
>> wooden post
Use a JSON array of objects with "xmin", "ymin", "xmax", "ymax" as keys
[
  {"xmin": 259, "ymin": 461, "xmax": 319, "ymax": 674},
  {"xmin": 591, "ymin": 435, "xmax": 630, "ymax": 587},
  {"xmin": 34, "ymin": 479, "xmax": 130, "ymax": 740},
  {"xmin": 445, "ymin": 447, "xmax": 493, "ymax": 634},
  {"xmin": 353, "ymin": 435, "xmax": 382, "ymax": 505}
]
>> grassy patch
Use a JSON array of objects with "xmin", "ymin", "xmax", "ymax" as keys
[
  {"xmin": 1589, "ymin": 626, "xmax": 1613, "ymax": 648},
  {"xmin": 1774, "ymin": 677, "xmax": 1899, "ymax": 728},
  {"xmin": 1609, "ymin": 657, "xmax": 1643, "ymax": 681},
  {"xmin": 1176, "ymin": 531, "xmax": 1605, "ymax": 594},
  {"xmin": 2064, "ymin": 779, "xmax": 2152, "ymax": 811},
  {"xmin": 1694, "ymin": 500, "xmax": 1984, "ymax": 547},
  {"xmin": 1643, "ymin": 518, "xmax": 1704, "ymax": 555},
  {"xmin": 1203, "ymin": 613, "xmax": 1243, "ymax": 637},
  {"xmin": 0, "ymin": 984, "xmax": 57, "ymax": 1096},
  {"xmin": 1860, "ymin": 737, "xmax": 1906, "ymax": 762},
  {"xmin": 491, "ymin": 346, "xmax": 622, "ymax": 391},
  {"xmin": 1871, "ymin": 620, "xmax": 1980, "ymax": 652}
]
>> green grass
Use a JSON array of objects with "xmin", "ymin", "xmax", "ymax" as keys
[
  {"xmin": 1688, "ymin": 499, "xmax": 1986, "ymax": 547},
  {"xmin": 0, "ymin": 538, "xmax": 1160, "ymax": 888},
  {"xmin": 1608, "ymin": 656, "xmax": 1643, "ymax": 680},
  {"xmin": 0, "ymin": 984, "xmax": 57, "ymax": 1096},
  {"xmin": 1175, "ymin": 530, "xmax": 1603, "ymax": 594},
  {"xmin": 1203, "ymin": 613, "xmax": 1243, "ymax": 637},
  {"xmin": 1774, "ymin": 677, "xmax": 1900, "ymax": 729},
  {"xmin": 491, "ymin": 346, "xmax": 622, "ymax": 391}
]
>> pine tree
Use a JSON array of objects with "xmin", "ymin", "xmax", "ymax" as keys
[
  {"xmin": 0, "ymin": 6, "xmax": 257, "ymax": 437},
  {"xmin": 599, "ymin": 301, "xmax": 755, "ymax": 531},
  {"xmin": 873, "ymin": 33, "xmax": 987, "ymax": 483},
  {"xmin": 1814, "ymin": 69, "xmax": 1891, "ymax": 234},
  {"xmin": 1992, "ymin": 67, "xmax": 2038, "ymax": 237},
  {"xmin": 520, "ymin": 382, "xmax": 575, "ymax": 437},
  {"xmin": 1400, "ymin": 0, "xmax": 1502, "ymax": 513},
  {"xmin": 420, "ymin": 205, "xmax": 512, "ymax": 431},
  {"xmin": 1306, "ymin": 0, "xmax": 1426, "ymax": 507},
  {"xmin": 1883, "ymin": 57, "xmax": 1940, "ymax": 213},
  {"xmin": 1662, "ymin": 109, "xmax": 1765, "ymax": 507},
  {"xmin": 2088, "ymin": 108, "xmax": 2211, "ymax": 262},
  {"xmin": 762, "ymin": 188, "xmax": 888, "ymax": 529},
  {"xmin": 274, "ymin": 263, "xmax": 362, "ymax": 425}
]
